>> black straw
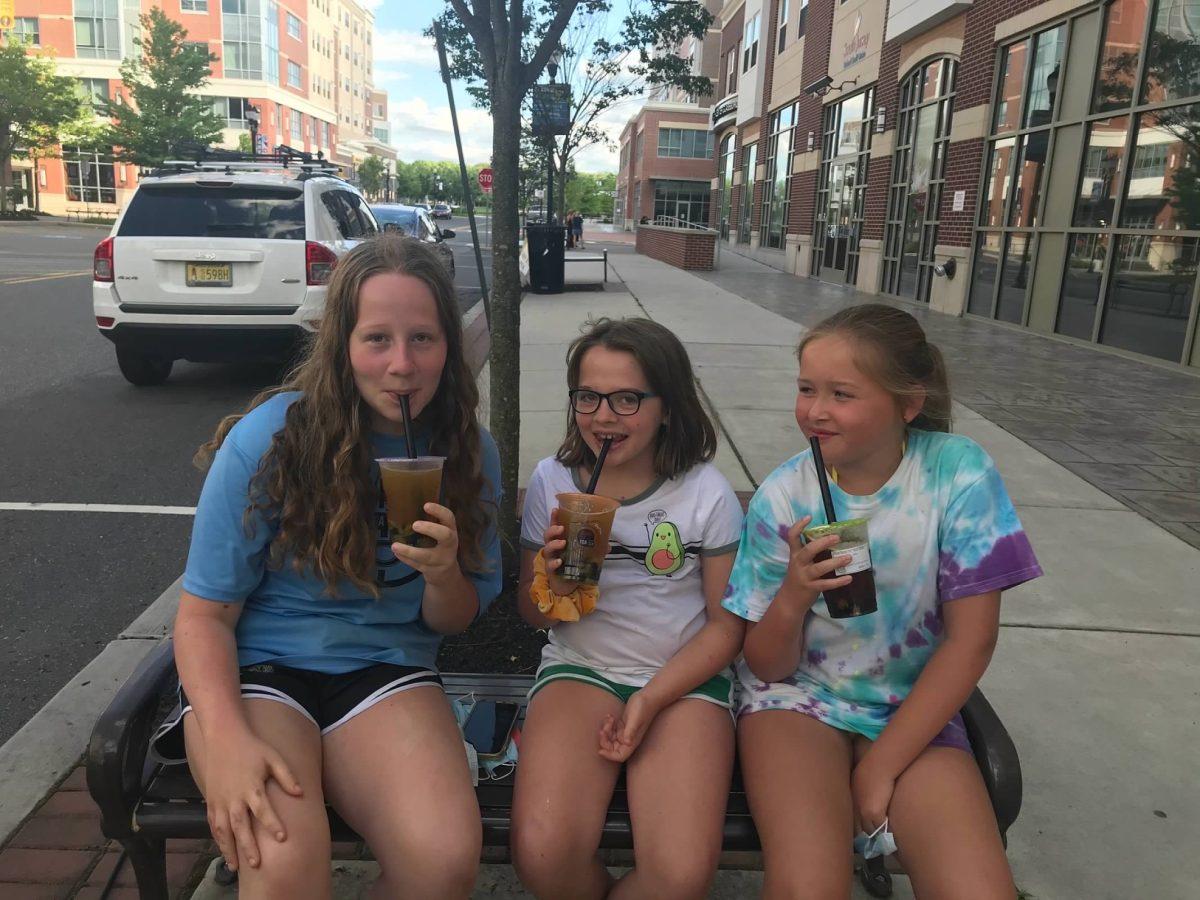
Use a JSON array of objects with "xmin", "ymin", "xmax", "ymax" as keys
[
  {"xmin": 399, "ymin": 395, "xmax": 416, "ymax": 460},
  {"xmin": 585, "ymin": 438, "xmax": 613, "ymax": 495},
  {"xmin": 809, "ymin": 436, "xmax": 838, "ymax": 524}
]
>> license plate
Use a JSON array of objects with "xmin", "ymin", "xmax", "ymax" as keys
[{"xmin": 185, "ymin": 263, "xmax": 232, "ymax": 286}]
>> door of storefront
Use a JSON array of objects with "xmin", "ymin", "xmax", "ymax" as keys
[
  {"xmin": 821, "ymin": 160, "xmax": 856, "ymax": 281},
  {"xmin": 812, "ymin": 89, "xmax": 874, "ymax": 286}
]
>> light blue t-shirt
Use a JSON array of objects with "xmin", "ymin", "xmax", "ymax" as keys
[
  {"xmin": 184, "ymin": 392, "xmax": 503, "ymax": 674},
  {"xmin": 722, "ymin": 428, "xmax": 1042, "ymax": 739}
]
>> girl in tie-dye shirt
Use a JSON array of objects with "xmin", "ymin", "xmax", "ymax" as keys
[{"xmin": 723, "ymin": 304, "xmax": 1040, "ymax": 898}]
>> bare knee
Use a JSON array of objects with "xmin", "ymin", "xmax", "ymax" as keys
[
  {"xmin": 761, "ymin": 854, "xmax": 851, "ymax": 900},
  {"xmin": 635, "ymin": 850, "xmax": 718, "ymax": 899},
  {"xmin": 372, "ymin": 817, "xmax": 481, "ymax": 895},
  {"xmin": 240, "ymin": 825, "xmax": 331, "ymax": 898},
  {"xmin": 511, "ymin": 813, "xmax": 593, "ymax": 891}
]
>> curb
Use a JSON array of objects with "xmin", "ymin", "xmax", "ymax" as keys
[{"xmin": 0, "ymin": 577, "xmax": 182, "ymax": 846}]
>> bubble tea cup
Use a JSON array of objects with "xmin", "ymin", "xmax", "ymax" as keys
[
  {"xmin": 378, "ymin": 456, "xmax": 445, "ymax": 547},
  {"xmin": 555, "ymin": 492, "xmax": 620, "ymax": 586}
]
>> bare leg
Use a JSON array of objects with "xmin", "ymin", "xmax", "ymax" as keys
[
  {"xmin": 321, "ymin": 685, "xmax": 481, "ymax": 900},
  {"xmin": 510, "ymin": 681, "xmax": 624, "ymax": 900},
  {"xmin": 610, "ymin": 698, "xmax": 734, "ymax": 900},
  {"xmin": 738, "ymin": 710, "xmax": 855, "ymax": 900},
  {"xmin": 184, "ymin": 700, "xmax": 331, "ymax": 900},
  {"xmin": 884, "ymin": 744, "xmax": 1016, "ymax": 900}
]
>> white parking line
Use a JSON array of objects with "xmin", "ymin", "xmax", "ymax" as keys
[{"xmin": 0, "ymin": 502, "xmax": 196, "ymax": 515}]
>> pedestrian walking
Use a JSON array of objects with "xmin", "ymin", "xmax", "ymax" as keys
[
  {"xmin": 572, "ymin": 211, "xmax": 585, "ymax": 249},
  {"xmin": 152, "ymin": 234, "xmax": 502, "ymax": 899},
  {"xmin": 724, "ymin": 304, "xmax": 1042, "ymax": 897}
]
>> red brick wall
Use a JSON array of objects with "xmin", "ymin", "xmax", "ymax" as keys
[
  {"xmin": 636, "ymin": 226, "xmax": 718, "ymax": 270},
  {"xmin": 862, "ymin": 38, "xmax": 903, "ymax": 243},
  {"xmin": 791, "ymin": 0, "xmax": 836, "ymax": 240}
]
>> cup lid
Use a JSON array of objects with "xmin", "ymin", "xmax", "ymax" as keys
[{"xmin": 802, "ymin": 517, "xmax": 869, "ymax": 536}]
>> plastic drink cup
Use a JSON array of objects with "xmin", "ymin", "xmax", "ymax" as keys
[
  {"xmin": 802, "ymin": 517, "xmax": 878, "ymax": 618},
  {"xmin": 378, "ymin": 457, "xmax": 445, "ymax": 547},
  {"xmin": 555, "ymin": 492, "xmax": 620, "ymax": 586}
]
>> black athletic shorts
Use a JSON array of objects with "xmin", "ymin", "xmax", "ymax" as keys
[{"xmin": 150, "ymin": 662, "xmax": 442, "ymax": 764}]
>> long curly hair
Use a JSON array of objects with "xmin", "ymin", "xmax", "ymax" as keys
[{"xmin": 196, "ymin": 233, "xmax": 491, "ymax": 597}]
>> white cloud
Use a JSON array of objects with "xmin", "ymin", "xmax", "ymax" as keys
[
  {"xmin": 387, "ymin": 97, "xmax": 493, "ymax": 164},
  {"xmin": 373, "ymin": 28, "xmax": 438, "ymax": 66},
  {"xmin": 373, "ymin": 67, "xmax": 412, "ymax": 83}
]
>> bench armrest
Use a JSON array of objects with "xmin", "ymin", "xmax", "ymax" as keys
[
  {"xmin": 961, "ymin": 688, "xmax": 1022, "ymax": 837},
  {"xmin": 86, "ymin": 639, "xmax": 179, "ymax": 839}
]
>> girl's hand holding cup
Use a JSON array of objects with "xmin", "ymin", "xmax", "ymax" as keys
[
  {"xmin": 780, "ymin": 515, "xmax": 854, "ymax": 608},
  {"xmin": 391, "ymin": 502, "xmax": 460, "ymax": 586},
  {"xmin": 541, "ymin": 508, "xmax": 577, "ymax": 596}
]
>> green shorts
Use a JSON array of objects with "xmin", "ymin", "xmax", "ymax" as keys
[{"xmin": 529, "ymin": 663, "xmax": 734, "ymax": 709}]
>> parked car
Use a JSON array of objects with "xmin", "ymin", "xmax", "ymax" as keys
[
  {"xmin": 93, "ymin": 156, "xmax": 378, "ymax": 385},
  {"xmin": 431, "ymin": 203, "xmax": 452, "ymax": 219},
  {"xmin": 370, "ymin": 204, "xmax": 456, "ymax": 279}
]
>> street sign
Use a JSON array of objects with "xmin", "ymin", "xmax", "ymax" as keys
[
  {"xmin": 531, "ymin": 83, "xmax": 571, "ymax": 136},
  {"xmin": 0, "ymin": 0, "xmax": 14, "ymax": 31},
  {"xmin": 477, "ymin": 167, "xmax": 494, "ymax": 193}
]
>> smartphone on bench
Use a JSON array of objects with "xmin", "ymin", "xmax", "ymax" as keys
[{"xmin": 463, "ymin": 700, "xmax": 520, "ymax": 760}]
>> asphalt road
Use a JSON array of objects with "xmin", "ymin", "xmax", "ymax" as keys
[{"xmin": 0, "ymin": 218, "xmax": 490, "ymax": 744}]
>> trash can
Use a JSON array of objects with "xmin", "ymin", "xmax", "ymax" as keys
[{"xmin": 525, "ymin": 224, "xmax": 567, "ymax": 294}]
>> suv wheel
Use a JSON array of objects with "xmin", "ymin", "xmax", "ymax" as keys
[{"xmin": 117, "ymin": 349, "xmax": 174, "ymax": 386}]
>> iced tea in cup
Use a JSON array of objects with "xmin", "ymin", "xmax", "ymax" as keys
[
  {"xmin": 378, "ymin": 457, "xmax": 445, "ymax": 547},
  {"xmin": 555, "ymin": 492, "xmax": 619, "ymax": 586},
  {"xmin": 802, "ymin": 518, "xmax": 878, "ymax": 618}
]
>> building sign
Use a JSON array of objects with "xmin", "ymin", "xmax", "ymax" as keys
[
  {"xmin": 829, "ymin": 1, "xmax": 884, "ymax": 83},
  {"xmin": 531, "ymin": 84, "xmax": 571, "ymax": 136},
  {"xmin": 0, "ymin": 0, "xmax": 14, "ymax": 30},
  {"xmin": 842, "ymin": 12, "xmax": 869, "ymax": 70},
  {"xmin": 712, "ymin": 96, "xmax": 738, "ymax": 126}
]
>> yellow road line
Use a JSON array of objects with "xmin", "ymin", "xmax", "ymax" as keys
[{"xmin": 0, "ymin": 270, "xmax": 91, "ymax": 285}]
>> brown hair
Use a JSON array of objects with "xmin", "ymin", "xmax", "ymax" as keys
[
  {"xmin": 196, "ymin": 233, "xmax": 491, "ymax": 597},
  {"xmin": 555, "ymin": 317, "xmax": 717, "ymax": 478},
  {"xmin": 797, "ymin": 304, "xmax": 952, "ymax": 432}
]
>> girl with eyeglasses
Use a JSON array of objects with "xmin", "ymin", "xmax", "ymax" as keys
[{"xmin": 510, "ymin": 317, "xmax": 747, "ymax": 898}]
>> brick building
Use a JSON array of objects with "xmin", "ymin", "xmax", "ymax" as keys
[
  {"xmin": 624, "ymin": 0, "xmax": 1200, "ymax": 371},
  {"xmin": 3, "ymin": 0, "xmax": 392, "ymax": 217}
]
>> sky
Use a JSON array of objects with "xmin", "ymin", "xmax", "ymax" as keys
[{"xmin": 368, "ymin": 0, "xmax": 639, "ymax": 173}]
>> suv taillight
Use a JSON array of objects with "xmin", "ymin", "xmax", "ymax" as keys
[
  {"xmin": 94, "ymin": 237, "xmax": 114, "ymax": 282},
  {"xmin": 306, "ymin": 241, "xmax": 337, "ymax": 285}
]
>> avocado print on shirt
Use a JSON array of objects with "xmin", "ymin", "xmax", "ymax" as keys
[{"xmin": 644, "ymin": 510, "xmax": 685, "ymax": 576}]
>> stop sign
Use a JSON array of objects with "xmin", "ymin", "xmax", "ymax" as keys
[{"xmin": 477, "ymin": 167, "xmax": 494, "ymax": 193}]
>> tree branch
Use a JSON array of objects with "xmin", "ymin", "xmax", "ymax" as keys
[{"xmin": 522, "ymin": 0, "xmax": 581, "ymax": 92}]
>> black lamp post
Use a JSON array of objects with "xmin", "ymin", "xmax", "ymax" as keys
[
  {"xmin": 246, "ymin": 103, "xmax": 261, "ymax": 155},
  {"xmin": 546, "ymin": 47, "xmax": 562, "ymax": 224}
]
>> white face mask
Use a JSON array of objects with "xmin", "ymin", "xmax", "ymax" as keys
[
  {"xmin": 853, "ymin": 819, "xmax": 898, "ymax": 859},
  {"xmin": 452, "ymin": 694, "xmax": 519, "ymax": 784}
]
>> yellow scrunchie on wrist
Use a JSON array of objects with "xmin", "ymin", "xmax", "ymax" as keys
[{"xmin": 530, "ymin": 550, "xmax": 599, "ymax": 622}]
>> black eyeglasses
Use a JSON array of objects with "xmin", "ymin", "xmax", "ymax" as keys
[{"xmin": 568, "ymin": 389, "xmax": 658, "ymax": 416}]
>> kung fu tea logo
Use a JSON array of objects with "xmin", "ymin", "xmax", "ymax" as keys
[{"xmin": 842, "ymin": 12, "xmax": 869, "ymax": 70}]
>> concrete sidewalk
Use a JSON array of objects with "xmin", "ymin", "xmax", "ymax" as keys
[{"xmin": 3, "ymin": 249, "xmax": 1196, "ymax": 898}]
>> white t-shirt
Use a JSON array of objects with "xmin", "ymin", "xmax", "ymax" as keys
[{"xmin": 521, "ymin": 457, "xmax": 743, "ymax": 685}]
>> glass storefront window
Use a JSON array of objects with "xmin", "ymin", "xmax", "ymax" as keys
[
  {"xmin": 1073, "ymin": 116, "xmax": 1129, "ymax": 226},
  {"xmin": 653, "ymin": 180, "xmax": 711, "ymax": 226},
  {"xmin": 1009, "ymin": 132, "xmax": 1050, "ymax": 227},
  {"xmin": 997, "ymin": 233, "xmax": 1033, "ymax": 323},
  {"xmin": 1094, "ymin": 0, "xmax": 1150, "ymax": 113},
  {"xmin": 814, "ymin": 90, "xmax": 874, "ymax": 284},
  {"xmin": 980, "ymin": 137, "xmax": 1016, "ymax": 227},
  {"xmin": 763, "ymin": 104, "xmax": 796, "ymax": 249},
  {"xmin": 718, "ymin": 134, "xmax": 735, "ymax": 240},
  {"xmin": 994, "ymin": 39, "xmax": 1028, "ymax": 132},
  {"xmin": 739, "ymin": 143, "xmax": 756, "ymax": 243},
  {"xmin": 968, "ymin": 232, "xmax": 1003, "ymax": 316},
  {"xmin": 1099, "ymin": 234, "xmax": 1198, "ymax": 361},
  {"xmin": 1143, "ymin": 0, "xmax": 1200, "ymax": 104},
  {"xmin": 1024, "ymin": 24, "xmax": 1065, "ymax": 128},
  {"xmin": 1057, "ymin": 233, "xmax": 1109, "ymax": 340},
  {"xmin": 837, "ymin": 92, "xmax": 868, "ymax": 155},
  {"xmin": 1122, "ymin": 103, "xmax": 1200, "ymax": 231}
]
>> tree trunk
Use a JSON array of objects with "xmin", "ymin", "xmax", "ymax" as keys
[{"xmin": 488, "ymin": 85, "xmax": 524, "ymax": 582}]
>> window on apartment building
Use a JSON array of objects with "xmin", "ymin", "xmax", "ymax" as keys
[
  {"xmin": 312, "ymin": 118, "xmax": 320, "ymax": 143},
  {"xmin": 798, "ymin": 0, "xmax": 808, "ymax": 38},
  {"xmin": 323, "ymin": 122, "xmax": 330, "ymax": 145},
  {"xmin": 291, "ymin": 110, "xmax": 303, "ymax": 141},
  {"xmin": 883, "ymin": 58, "xmax": 958, "ymax": 303},
  {"xmin": 742, "ymin": 13, "xmax": 759, "ymax": 72},
  {"xmin": 286, "ymin": 12, "xmax": 301, "ymax": 39},
  {"xmin": 211, "ymin": 96, "xmax": 252, "ymax": 128},
  {"xmin": 75, "ymin": 0, "xmax": 120, "ymax": 60},
  {"xmin": 657, "ymin": 128, "xmax": 714, "ymax": 159},
  {"xmin": 265, "ymin": 2, "xmax": 279, "ymax": 84},
  {"xmin": 778, "ymin": 0, "xmax": 789, "ymax": 53},
  {"xmin": 181, "ymin": 0, "xmax": 208, "ymax": 11},
  {"xmin": 725, "ymin": 43, "xmax": 739, "ymax": 95},
  {"xmin": 222, "ymin": 0, "xmax": 263, "ymax": 79},
  {"xmin": 374, "ymin": 126, "xmax": 388, "ymax": 142},
  {"xmin": 288, "ymin": 60, "xmax": 302, "ymax": 88},
  {"xmin": 79, "ymin": 78, "xmax": 109, "ymax": 112},
  {"xmin": 762, "ymin": 103, "xmax": 797, "ymax": 249},
  {"xmin": 65, "ymin": 147, "xmax": 116, "ymax": 204},
  {"xmin": 12, "ymin": 17, "xmax": 39, "ymax": 44},
  {"xmin": 738, "ymin": 142, "xmax": 757, "ymax": 243}
]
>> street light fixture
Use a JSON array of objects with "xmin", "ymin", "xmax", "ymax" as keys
[
  {"xmin": 245, "ymin": 103, "xmax": 261, "ymax": 154},
  {"xmin": 545, "ymin": 46, "xmax": 563, "ymax": 223}
]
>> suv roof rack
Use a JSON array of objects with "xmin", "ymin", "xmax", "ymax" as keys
[{"xmin": 149, "ymin": 144, "xmax": 343, "ymax": 180}]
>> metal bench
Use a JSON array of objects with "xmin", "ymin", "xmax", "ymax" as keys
[
  {"xmin": 86, "ymin": 638, "xmax": 1021, "ymax": 898},
  {"xmin": 564, "ymin": 248, "xmax": 608, "ymax": 283}
]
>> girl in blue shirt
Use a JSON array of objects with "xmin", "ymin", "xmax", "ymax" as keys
[
  {"xmin": 154, "ymin": 235, "xmax": 501, "ymax": 899},
  {"xmin": 723, "ymin": 305, "xmax": 1040, "ymax": 898}
]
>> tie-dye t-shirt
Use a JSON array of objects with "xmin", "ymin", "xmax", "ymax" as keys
[{"xmin": 722, "ymin": 428, "xmax": 1041, "ymax": 740}]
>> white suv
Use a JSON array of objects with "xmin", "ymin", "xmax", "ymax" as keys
[{"xmin": 93, "ymin": 157, "xmax": 378, "ymax": 385}]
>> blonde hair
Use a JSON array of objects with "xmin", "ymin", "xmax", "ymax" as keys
[
  {"xmin": 196, "ymin": 233, "xmax": 491, "ymax": 597},
  {"xmin": 797, "ymin": 304, "xmax": 952, "ymax": 432}
]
